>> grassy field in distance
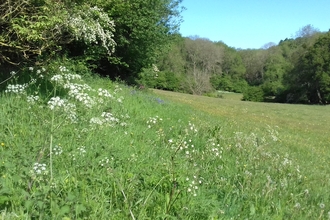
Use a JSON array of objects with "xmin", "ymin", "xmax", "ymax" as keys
[{"xmin": 153, "ymin": 89, "xmax": 330, "ymax": 187}]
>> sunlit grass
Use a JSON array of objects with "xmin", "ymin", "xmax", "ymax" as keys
[
  {"xmin": 153, "ymin": 89, "xmax": 330, "ymax": 194},
  {"xmin": 1, "ymin": 65, "xmax": 330, "ymax": 219}
]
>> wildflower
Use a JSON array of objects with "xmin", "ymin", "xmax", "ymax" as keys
[
  {"xmin": 63, "ymin": 74, "xmax": 81, "ymax": 81},
  {"xmin": 294, "ymin": 203, "xmax": 301, "ymax": 209},
  {"xmin": 27, "ymin": 95, "xmax": 39, "ymax": 104},
  {"xmin": 304, "ymin": 189, "xmax": 309, "ymax": 195},
  {"xmin": 1, "ymin": 143, "xmax": 4, "ymax": 147},
  {"xmin": 90, "ymin": 117, "xmax": 104, "ymax": 125},
  {"xmin": 98, "ymin": 88, "xmax": 113, "ymax": 98},
  {"xmin": 53, "ymin": 145, "xmax": 63, "ymax": 156},
  {"xmin": 99, "ymin": 157, "xmax": 110, "ymax": 166},
  {"xmin": 32, "ymin": 163, "xmax": 47, "ymax": 175},
  {"xmin": 320, "ymin": 203, "xmax": 325, "ymax": 209},
  {"xmin": 59, "ymin": 66, "xmax": 68, "ymax": 72},
  {"xmin": 168, "ymin": 139, "xmax": 173, "ymax": 143},
  {"xmin": 50, "ymin": 75, "xmax": 64, "ymax": 83},
  {"xmin": 47, "ymin": 97, "xmax": 66, "ymax": 110},
  {"xmin": 5, "ymin": 84, "xmax": 29, "ymax": 94},
  {"xmin": 77, "ymin": 146, "xmax": 86, "ymax": 155}
]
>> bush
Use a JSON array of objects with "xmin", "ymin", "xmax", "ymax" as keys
[
  {"xmin": 210, "ymin": 75, "xmax": 248, "ymax": 93},
  {"xmin": 242, "ymin": 86, "xmax": 264, "ymax": 102},
  {"xmin": 138, "ymin": 68, "xmax": 182, "ymax": 91}
]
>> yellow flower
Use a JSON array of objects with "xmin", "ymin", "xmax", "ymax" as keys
[{"xmin": 1, "ymin": 143, "xmax": 4, "ymax": 147}]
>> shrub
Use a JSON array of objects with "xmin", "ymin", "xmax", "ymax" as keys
[{"xmin": 242, "ymin": 86, "xmax": 264, "ymax": 102}]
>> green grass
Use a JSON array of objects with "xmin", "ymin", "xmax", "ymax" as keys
[
  {"xmin": 152, "ymin": 89, "xmax": 330, "ymax": 170},
  {"xmin": 1, "ymin": 65, "xmax": 330, "ymax": 219}
]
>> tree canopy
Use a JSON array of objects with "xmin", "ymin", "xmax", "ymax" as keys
[{"xmin": 0, "ymin": 0, "xmax": 184, "ymax": 82}]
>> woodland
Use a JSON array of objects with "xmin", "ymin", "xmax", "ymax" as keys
[{"xmin": 1, "ymin": 0, "xmax": 330, "ymax": 104}]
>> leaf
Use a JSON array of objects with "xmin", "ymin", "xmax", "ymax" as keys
[
  {"xmin": 59, "ymin": 205, "xmax": 71, "ymax": 215},
  {"xmin": 0, "ymin": 196, "xmax": 9, "ymax": 205},
  {"xmin": 75, "ymin": 204, "xmax": 86, "ymax": 215},
  {"xmin": 249, "ymin": 204, "xmax": 256, "ymax": 216}
]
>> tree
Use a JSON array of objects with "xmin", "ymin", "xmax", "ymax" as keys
[
  {"xmin": 262, "ymin": 46, "xmax": 291, "ymax": 96},
  {"xmin": 295, "ymin": 24, "xmax": 320, "ymax": 38},
  {"xmin": 239, "ymin": 49, "xmax": 268, "ymax": 85},
  {"xmin": 210, "ymin": 43, "xmax": 247, "ymax": 93},
  {"xmin": 282, "ymin": 32, "xmax": 330, "ymax": 104},
  {"xmin": 183, "ymin": 37, "xmax": 224, "ymax": 94},
  {"xmin": 91, "ymin": 0, "xmax": 184, "ymax": 81}
]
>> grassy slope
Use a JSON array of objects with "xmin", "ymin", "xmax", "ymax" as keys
[
  {"xmin": 1, "ymin": 71, "xmax": 330, "ymax": 219},
  {"xmin": 153, "ymin": 89, "xmax": 330, "ymax": 191}
]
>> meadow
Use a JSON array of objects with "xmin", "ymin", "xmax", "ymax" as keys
[{"xmin": 1, "ymin": 64, "xmax": 330, "ymax": 219}]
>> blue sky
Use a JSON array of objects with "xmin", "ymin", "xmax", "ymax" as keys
[{"xmin": 179, "ymin": 0, "xmax": 330, "ymax": 49}]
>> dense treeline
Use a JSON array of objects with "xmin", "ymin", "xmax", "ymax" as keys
[
  {"xmin": 1, "ymin": 1, "xmax": 329, "ymax": 104},
  {"xmin": 145, "ymin": 25, "xmax": 330, "ymax": 104}
]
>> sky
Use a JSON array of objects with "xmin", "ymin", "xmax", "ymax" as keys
[{"xmin": 179, "ymin": 0, "xmax": 330, "ymax": 49}]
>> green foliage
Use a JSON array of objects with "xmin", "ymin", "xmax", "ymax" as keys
[
  {"xmin": 0, "ymin": 0, "xmax": 116, "ymax": 67},
  {"xmin": 242, "ymin": 86, "xmax": 264, "ymax": 102},
  {"xmin": 91, "ymin": 0, "xmax": 184, "ymax": 79},
  {"xmin": 139, "ymin": 68, "xmax": 183, "ymax": 92},
  {"xmin": 210, "ymin": 74, "xmax": 248, "ymax": 93},
  {"xmin": 239, "ymin": 49, "xmax": 267, "ymax": 85},
  {"xmin": 218, "ymin": 42, "xmax": 246, "ymax": 78},
  {"xmin": 281, "ymin": 32, "xmax": 330, "ymax": 104}
]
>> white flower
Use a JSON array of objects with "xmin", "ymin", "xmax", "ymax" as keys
[
  {"xmin": 47, "ymin": 97, "xmax": 66, "ymax": 110},
  {"xmin": 5, "ymin": 84, "xmax": 29, "ymax": 94},
  {"xmin": 50, "ymin": 75, "xmax": 63, "ymax": 83},
  {"xmin": 32, "ymin": 163, "xmax": 47, "ymax": 175},
  {"xmin": 27, "ymin": 95, "xmax": 39, "ymax": 104},
  {"xmin": 53, "ymin": 145, "xmax": 63, "ymax": 155}
]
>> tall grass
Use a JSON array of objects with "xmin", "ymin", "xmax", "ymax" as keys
[{"xmin": 1, "ymin": 64, "xmax": 329, "ymax": 219}]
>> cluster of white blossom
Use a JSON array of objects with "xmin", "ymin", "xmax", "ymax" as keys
[
  {"xmin": 152, "ymin": 64, "xmax": 159, "ymax": 72},
  {"xmin": 48, "ymin": 97, "xmax": 68, "ymax": 110},
  {"xmin": 188, "ymin": 122, "xmax": 198, "ymax": 133},
  {"xmin": 89, "ymin": 112, "xmax": 121, "ymax": 127},
  {"xmin": 77, "ymin": 146, "xmax": 86, "ymax": 155},
  {"xmin": 52, "ymin": 145, "xmax": 63, "ymax": 156},
  {"xmin": 59, "ymin": 66, "xmax": 68, "ymax": 72},
  {"xmin": 5, "ymin": 84, "xmax": 29, "ymax": 94},
  {"xmin": 98, "ymin": 88, "xmax": 113, "ymax": 98},
  {"xmin": 49, "ymin": 66, "xmax": 99, "ymax": 109},
  {"xmin": 102, "ymin": 112, "xmax": 120, "ymax": 123},
  {"xmin": 29, "ymin": 66, "xmax": 46, "ymax": 78},
  {"xmin": 27, "ymin": 95, "xmax": 40, "ymax": 104},
  {"xmin": 186, "ymin": 176, "xmax": 203, "ymax": 197},
  {"xmin": 146, "ymin": 116, "xmax": 163, "ymax": 128},
  {"xmin": 32, "ymin": 163, "xmax": 47, "ymax": 175},
  {"xmin": 67, "ymin": 6, "xmax": 116, "ymax": 55},
  {"xmin": 50, "ymin": 74, "xmax": 64, "ymax": 84},
  {"xmin": 47, "ymin": 97, "xmax": 77, "ymax": 122},
  {"xmin": 99, "ymin": 156, "xmax": 114, "ymax": 167},
  {"xmin": 63, "ymin": 74, "xmax": 82, "ymax": 81},
  {"xmin": 62, "ymin": 82, "xmax": 94, "ymax": 108}
]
